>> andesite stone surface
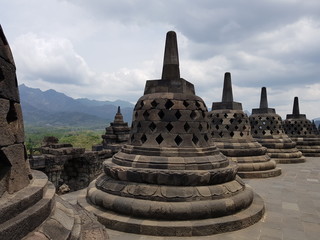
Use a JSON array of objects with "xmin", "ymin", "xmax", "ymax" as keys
[
  {"xmin": 249, "ymin": 87, "xmax": 305, "ymax": 164},
  {"xmin": 79, "ymin": 31, "xmax": 264, "ymax": 236},
  {"xmin": 283, "ymin": 97, "xmax": 320, "ymax": 157},
  {"xmin": 0, "ymin": 24, "xmax": 108, "ymax": 240},
  {"xmin": 208, "ymin": 73, "xmax": 281, "ymax": 178}
]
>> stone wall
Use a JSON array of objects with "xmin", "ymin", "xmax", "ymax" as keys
[{"xmin": 29, "ymin": 143, "xmax": 112, "ymax": 192}]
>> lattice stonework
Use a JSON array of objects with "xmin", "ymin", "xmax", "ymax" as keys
[
  {"xmin": 250, "ymin": 114, "xmax": 285, "ymax": 137},
  {"xmin": 209, "ymin": 110, "xmax": 251, "ymax": 139},
  {"xmin": 283, "ymin": 119, "xmax": 314, "ymax": 136},
  {"xmin": 130, "ymin": 98, "xmax": 210, "ymax": 147}
]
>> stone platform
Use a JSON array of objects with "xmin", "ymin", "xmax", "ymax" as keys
[{"xmin": 63, "ymin": 157, "xmax": 320, "ymax": 240}]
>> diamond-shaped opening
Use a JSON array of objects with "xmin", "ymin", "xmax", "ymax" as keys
[
  {"xmin": 143, "ymin": 110, "xmax": 150, "ymax": 120},
  {"xmin": 202, "ymin": 112, "xmax": 206, "ymax": 118},
  {"xmin": 233, "ymin": 113, "xmax": 237, "ymax": 118},
  {"xmin": 155, "ymin": 134, "xmax": 164, "ymax": 144},
  {"xmin": 174, "ymin": 135, "xmax": 183, "ymax": 146},
  {"xmin": 192, "ymin": 134, "xmax": 199, "ymax": 145},
  {"xmin": 151, "ymin": 100, "xmax": 158, "ymax": 108},
  {"xmin": 175, "ymin": 110, "xmax": 182, "ymax": 120},
  {"xmin": 262, "ymin": 130, "xmax": 266, "ymax": 135},
  {"xmin": 195, "ymin": 101, "xmax": 201, "ymax": 108},
  {"xmin": 190, "ymin": 111, "xmax": 197, "ymax": 120},
  {"xmin": 140, "ymin": 101, "xmax": 145, "ymax": 108},
  {"xmin": 243, "ymin": 125, "xmax": 247, "ymax": 130},
  {"xmin": 166, "ymin": 123, "xmax": 174, "ymax": 132},
  {"xmin": 276, "ymin": 130, "xmax": 280, "ymax": 134},
  {"xmin": 165, "ymin": 99, "xmax": 174, "ymax": 109},
  {"xmin": 137, "ymin": 122, "xmax": 142, "ymax": 129},
  {"xmin": 224, "ymin": 113, "xmax": 228, "ymax": 118},
  {"xmin": 230, "ymin": 132, "xmax": 234, "ymax": 137},
  {"xmin": 204, "ymin": 134, "xmax": 209, "ymax": 142},
  {"xmin": 230, "ymin": 119, "xmax": 234, "ymax": 124},
  {"xmin": 158, "ymin": 110, "xmax": 165, "ymax": 119},
  {"xmin": 270, "ymin": 130, "xmax": 273, "ymax": 134},
  {"xmin": 184, "ymin": 122, "xmax": 191, "ymax": 132},
  {"xmin": 266, "ymin": 126, "xmax": 270, "ymax": 130},
  {"xmin": 216, "ymin": 114, "xmax": 220, "ymax": 118},
  {"xmin": 219, "ymin": 132, "xmax": 223, "ymax": 137},
  {"xmin": 219, "ymin": 119, "xmax": 223, "ymax": 124},
  {"xmin": 225, "ymin": 125, "xmax": 230, "ymax": 130},
  {"xmin": 238, "ymin": 119, "xmax": 242, "ymax": 124},
  {"xmin": 254, "ymin": 130, "xmax": 258, "ymax": 134},
  {"xmin": 141, "ymin": 134, "xmax": 147, "ymax": 143},
  {"xmin": 266, "ymin": 117, "xmax": 269, "ymax": 120},
  {"xmin": 262, "ymin": 121, "xmax": 266, "ymax": 125},
  {"xmin": 198, "ymin": 123, "xmax": 203, "ymax": 131},
  {"xmin": 240, "ymin": 132, "xmax": 244, "ymax": 137},
  {"xmin": 215, "ymin": 125, "xmax": 219, "ymax": 130},
  {"xmin": 183, "ymin": 100, "xmax": 189, "ymax": 108},
  {"xmin": 235, "ymin": 125, "xmax": 239, "ymax": 130},
  {"xmin": 149, "ymin": 122, "xmax": 156, "ymax": 131}
]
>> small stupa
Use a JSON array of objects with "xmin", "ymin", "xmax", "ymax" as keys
[
  {"xmin": 249, "ymin": 87, "xmax": 305, "ymax": 163},
  {"xmin": 79, "ymin": 31, "xmax": 264, "ymax": 236},
  {"xmin": 283, "ymin": 97, "xmax": 320, "ymax": 157},
  {"xmin": 101, "ymin": 106, "xmax": 130, "ymax": 154},
  {"xmin": 208, "ymin": 73, "xmax": 281, "ymax": 178}
]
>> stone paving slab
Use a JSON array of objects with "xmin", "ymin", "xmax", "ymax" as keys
[{"xmin": 63, "ymin": 157, "xmax": 320, "ymax": 240}]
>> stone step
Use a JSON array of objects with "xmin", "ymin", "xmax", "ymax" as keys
[
  {"xmin": 0, "ymin": 170, "xmax": 48, "ymax": 224},
  {"xmin": 0, "ymin": 174, "xmax": 55, "ymax": 240}
]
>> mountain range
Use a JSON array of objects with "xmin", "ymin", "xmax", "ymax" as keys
[{"xmin": 19, "ymin": 84, "xmax": 134, "ymax": 128}]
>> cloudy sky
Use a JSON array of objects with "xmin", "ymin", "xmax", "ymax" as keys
[{"xmin": 1, "ymin": 0, "xmax": 320, "ymax": 119}]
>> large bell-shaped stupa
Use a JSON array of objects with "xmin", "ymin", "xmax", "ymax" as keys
[{"xmin": 79, "ymin": 31, "xmax": 264, "ymax": 236}]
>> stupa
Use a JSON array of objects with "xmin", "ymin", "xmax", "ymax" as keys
[
  {"xmin": 79, "ymin": 31, "xmax": 264, "ymax": 236},
  {"xmin": 249, "ymin": 87, "xmax": 305, "ymax": 163},
  {"xmin": 283, "ymin": 97, "xmax": 320, "ymax": 157},
  {"xmin": 0, "ymin": 24, "xmax": 110, "ymax": 240},
  {"xmin": 101, "ymin": 106, "xmax": 130, "ymax": 154},
  {"xmin": 208, "ymin": 73, "xmax": 281, "ymax": 178}
]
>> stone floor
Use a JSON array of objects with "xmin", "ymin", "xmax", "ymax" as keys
[{"xmin": 62, "ymin": 157, "xmax": 320, "ymax": 240}]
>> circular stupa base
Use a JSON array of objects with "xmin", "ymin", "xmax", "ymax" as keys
[
  {"xmin": 273, "ymin": 157, "xmax": 306, "ymax": 164},
  {"xmin": 78, "ymin": 189, "xmax": 264, "ymax": 236},
  {"xmin": 237, "ymin": 167, "xmax": 282, "ymax": 178}
]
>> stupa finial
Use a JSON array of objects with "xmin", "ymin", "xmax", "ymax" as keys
[
  {"xmin": 0, "ymin": 24, "xmax": 15, "ymax": 66},
  {"xmin": 293, "ymin": 96, "xmax": 300, "ymax": 116},
  {"xmin": 117, "ymin": 106, "xmax": 121, "ymax": 114},
  {"xmin": 161, "ymin": 31, "xmax": 180, "ymax": 80},
  {"xmin": 259, "ymin": 87, "xmax": 268, "ymax": 109},
  {"xmin": 222, "ymin": 72, "xmax": 233, "ymax": 102}
]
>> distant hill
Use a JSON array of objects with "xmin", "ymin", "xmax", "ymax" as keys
[{"xmin": 19, "ymin": 84, "xmax": 134, "ymax": 128}]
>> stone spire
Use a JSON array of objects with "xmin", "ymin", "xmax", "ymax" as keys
[
  {"xmin": 212, "ymin": 72, "xmax": 242, "ymax": 110},
  {"xmin": 0, "ymin": 24, "xmax": 15, "ymax": 66},
  {"xmin": 292, "ymin": 96, "xmax": 300, "ymax": 116},
  {"xmin": 286, "ymin": 96, "xmax": 306, "ymax": 119},
  {"xmin": 222, "ymin": 72, "xmax": 233, "ymax": 102},
  {"xmin": 252, "ymin": 87, "xmax": 275, "ymax": 114},
  {"xmin": 260, "ymin": 87, "xmax": 268, "ymax": 108},
  {"xmin": 161, "ymin": 31, "xmax": 180, "ymax": 80}
]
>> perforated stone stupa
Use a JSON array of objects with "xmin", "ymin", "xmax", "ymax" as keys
[
  {"xmin": 283, "ymin": 97, "xmax": 320, "ymax": 157},
  {"xmin": 79, "ymin": 31, "xmax": 264, "ymax": 236},
  {"xmin": 208, "ymin": 73, "xmax": 281, "ymax": 178},
  {"xmin": 249, "ymin": 87, "xmax": 305, "ymax": 163}
]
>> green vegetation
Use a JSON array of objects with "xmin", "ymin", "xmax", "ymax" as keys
[{"xmin": 25, "ymin": 125, "xmax": 104, "ymax": 151}]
